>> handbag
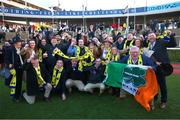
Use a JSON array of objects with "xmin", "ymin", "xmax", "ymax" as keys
[
  {"xmin": 157, "ymin": 63, "xmax": 173, "ymax": 76},
  {"xmin": 1, "ymin": 50, "xmax": 14, "ymax": 79},
  {"xmin": 0, "ymin": 66, "xmax": 11, "ymax": 79}
]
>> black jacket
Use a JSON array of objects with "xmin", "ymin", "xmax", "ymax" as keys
[
  {"xmin": 23, "ymin": 62, "xmax": 50, "ymax": 96},
  {"xmin": 66, "ymin": 61, "xmax": 83, "ymax": 80},
  {"xmin": 151, "ymin": 39, "xmax": 171, "ymax": 64},
  {"xmin": 5, "ymin": 46, "xmax": 23, "ymax": 69},
  {"xmin": 84, "ymin": 64, "xmax": 106, "ymax": 84}
]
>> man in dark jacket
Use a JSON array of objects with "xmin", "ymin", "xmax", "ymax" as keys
[
  {"xmin": 23, "ymin": 56, "xmax": 52, "ymax": 104},
  {"xmin": 84, "ymin": 58, "xmax": 106, "ymax": 95},
  {"xmin": 148, "ymin": 32, "xmax": 175, "ymax": 109},
  {"xmin": 5, "ymin": 36, "xmax": 24, "ymax": 102},
  {"xmin": 65, "ymin": 59, "xmax": 85, "ymax": 93},
  {"xmin": 45, "ymin": 37, "xmax": 62, "ymax": 75}
]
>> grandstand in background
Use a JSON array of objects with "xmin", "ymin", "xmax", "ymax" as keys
[
  {"xmin": 0, "ymin": 0, "xmax": 180, "ymax": 45},
  {"xmin": 0, "ymin": 0, "xmax": 50, "ymax": 10}
]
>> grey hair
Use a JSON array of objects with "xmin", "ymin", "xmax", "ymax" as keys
[{"xmin": 130, "ymin": 46, "xmax": 140, "ymax": 52}]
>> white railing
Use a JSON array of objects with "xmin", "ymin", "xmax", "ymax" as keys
[
  {"xmin": 167, "ymin": 47, "xmax": 180, "ymax": 50},
  {"xmin": 174, "ymin": 36, "xmax": 180, "ymax": 48}
]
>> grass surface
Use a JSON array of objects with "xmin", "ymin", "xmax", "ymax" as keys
[
  {"xmin": 168, "ymin": 50, "xmax": 180, "ymax": 63},
  {"xmin": 0, "ymin": 75, "xmax": 180, "ymax": 119}
]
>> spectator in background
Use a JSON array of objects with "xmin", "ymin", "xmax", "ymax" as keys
[
  {"xmin": 134, "ymin": 37, "xmax": 144, "ymax": 54},
  {"xmin": 67, "ymin": 38, "xmax": 77, "ymax": 57},
  {"xmin": 21, "ymin": 40, "xmax": 37, "ymax": 62},
  {"xmin": 0, "ymin": 43, "xmax": 4, "ymax": 70},
  {"xmin": 88, "ymin": 25, "xmax": 95, "ymax": 39},
  {"xmin": 113, "ymin": 35, "xmax": 124, "ymax": 51}
]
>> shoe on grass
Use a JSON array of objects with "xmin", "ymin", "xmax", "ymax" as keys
[
  {"xmin": 160, "ymin": 102, "xmax": 166, "ymax": 109},
  {"xmin": 61, "ymin": 93, "xmax": 66, "ymax": 101}
]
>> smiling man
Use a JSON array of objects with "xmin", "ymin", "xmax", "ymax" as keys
[{"xmin": 118, "ymin": 46, "xmax": 156, "ymax": 99}]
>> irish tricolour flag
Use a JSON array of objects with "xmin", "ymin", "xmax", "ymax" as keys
[{"xmin": 103, "ymin": 62, "xmax": 158, "ymax": 111}]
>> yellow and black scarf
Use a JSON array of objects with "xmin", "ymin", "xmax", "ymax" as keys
[
  {"xmin": 38, "ymin": 48, "xmax": 43, "ymax": 62},
  {"xmin": 111, "ymin": 54, "xmax": 120, "ymax": 61},
  {"xmin": 101, "ymin": 48, "xmax": 111, "ymax": 65},
  {"xmin": 34, "ymin": 65, "xmax": 46, "ymax": 87},
  {"xmin": 9, "ymin": 69, "xmax": 16, "ymax": 96},
  {"xmin": 51, "ymin": 66, "xmax": 64, "ymax": 88},
  {"xmin": 127, "ymin": 55, "xmax": 143, "ymax": 65}
]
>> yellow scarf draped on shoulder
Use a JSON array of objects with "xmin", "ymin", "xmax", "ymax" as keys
[
  {"xmin": 52, "ymin": 46, "xmax": 94, "ymax": 71},
  {"xmin": 38, "ymin": 48, "xmax": 43, "ymax": 62},
  {"xmin": 51, "ymin": 66, "xmax": 64, "ymax": 88},
  {"xmin": 101, "ymin": 48, "xmax": 111, "ymax": 65},
  {"xmin": 127, "ymin": 55, "xmax": 143, "ymax": 65},
  {"xmin": 123, "ymin": 39, "xmax": 134, "ymax": 49},
  {"xmin": 76, "ymin": 46, "xmax": 94, "ymax": 71},
  {"xmin": 34, "ymin": 65, "xmax": 46, "ymax": 87},
  {"xmin": 110, "ymin": 54, "xmax": 120, "ymax": 61}
]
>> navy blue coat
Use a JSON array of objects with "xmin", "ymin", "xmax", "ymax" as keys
[
  {"xmin": 151, "ymin": 39, "xmax": 170, "ymax": 64},
  {"xmin": 119, "ymin": 54, "xmax": 157, "ymax": 70}
]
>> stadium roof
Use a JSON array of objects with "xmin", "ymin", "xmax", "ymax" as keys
[
  {"xmin": 0, "ymin": 0, "xmax": 50, "ymax": 10},
  {"xmin": 25, "ymin": 0, "xmax": 180, "ymax": 11}
]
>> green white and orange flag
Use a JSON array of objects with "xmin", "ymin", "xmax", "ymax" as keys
[{"xmin": 103, "ymin": 62, "xmax": 158, "ymax": 111}]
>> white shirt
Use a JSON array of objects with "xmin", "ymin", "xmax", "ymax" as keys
[
  {"xmin": 102, "ymin": 49, "xmax": 108, "ymax": 59},
  {"xmin": 150, "ymin": 41, "xmax": 156, "ymax": 50}
]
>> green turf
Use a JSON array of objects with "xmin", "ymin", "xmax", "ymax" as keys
[
  {"xmin": 168, "ymin": 50, "xmax": 180, "ymax": 63},
  {"xmin": 0, "ymin": 75, "xmax": 180, "ymax": 119}
]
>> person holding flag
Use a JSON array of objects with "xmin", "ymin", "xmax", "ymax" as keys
[{"xmin": 118, "ymin": 46, "xmax": 156, "ymax": 98}]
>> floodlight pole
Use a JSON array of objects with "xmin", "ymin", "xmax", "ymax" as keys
[
  {"xmin": 133, "ymin": 0, "xmax": 136, "ymax": 31},
  {"xmin": 143, "ymin": 0, "xmax": 147, "ymax": 29},
  {"xmin": 25, "ymin": 0, "xmax": 27, "ymax": 9},
  {"xmin": 82, "ymin": 4, "xmax": 85, "ymax": 33},
  {"xmin": 126, "ymin": 7, "xmax": 129, "ymax": 36},
  {"xmin": 51, "ymin": 8, "xmax": 54, "ymax": 26},
  {"xmin": 1, "ymin": 2, "xmax": 5, "ymax": 28}
]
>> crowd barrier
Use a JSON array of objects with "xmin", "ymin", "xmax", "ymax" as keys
[{"xmin": 5, "ymin": 32, "xmax": 29, "ymax": 41}]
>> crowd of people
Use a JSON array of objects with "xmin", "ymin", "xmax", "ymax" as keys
[
  {"xmin": 0, "ymin": 24, "xmax": 177, "ymax": 110},
  {"xmin": 149, "ymin": 17, "xmax": 180, "ymax": 32}
]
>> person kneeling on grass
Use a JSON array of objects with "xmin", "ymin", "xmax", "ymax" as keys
[
  {"xmin": 23, "ymin": 55, "xmax": 52, "ymax": 104},
  {"xmin": 84, "ymin": 58, "xmax": 106, "ymax": 95},
  {"xmin": 51, "ymin": 59, "xmax": 67, "ymax": 101},
  {"xmin": 65, "ymin": 59, "xmax": 85, "ymax": 93}
]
